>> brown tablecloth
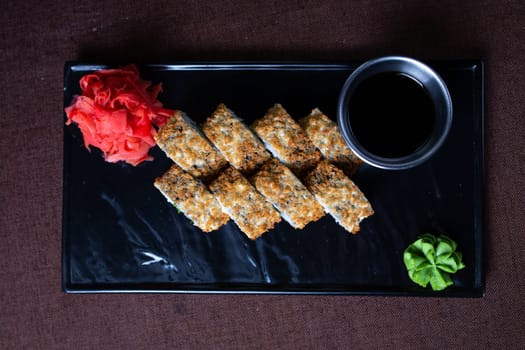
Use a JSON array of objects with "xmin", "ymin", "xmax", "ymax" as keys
[{"xmin": 1, "ymin": 0, "xmax": 524, "ymax": 348}]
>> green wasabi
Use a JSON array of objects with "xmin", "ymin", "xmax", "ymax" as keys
[{"xmin": 403, "ymin": 233, "xmax": 466, "ymax": 291}]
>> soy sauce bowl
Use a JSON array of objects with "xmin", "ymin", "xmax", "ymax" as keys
[{"xmin": 337, "ymin": 56, "xmax": 453, "ymax": 170}]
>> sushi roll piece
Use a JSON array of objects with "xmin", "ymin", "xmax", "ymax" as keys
[
  {"xmin": 299, "ymin": 108, "xmax": 362, "ymax": 176},
  {"xmin": 303, "ymin": 160, "xmax": 374, "ymax": 234},
  {"xmin": 209, "ymin": 166, "xmax": 281, "ymax": 240},
  {"xmin": 154, "ymin": 164, "xmax": 229, "ymax": 232},
  {"xmin": 202, "ymin": 103, "xmax": 270, "ymax": 173},
  {"xmin": 251, "ymin": 104, "xmax": 321, "ymax": 175},
  {"xmin": 251, "ymin": 158, "xmax": 325, "ymax": 229},
  {"xmin": 154, "ymin": 110, "xmax": 227, "ymax": 179}
]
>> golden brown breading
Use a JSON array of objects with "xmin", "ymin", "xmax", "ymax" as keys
[
  {"xmin": 251, "ymin": 159, "xmax": 325, "ymax": 229},
  {"xmin": 209, "ymin": 166, "xmax": 281, "ymax": 239},
  {"xmin": 250, "ymin": 104, "xmax": 321, "ymax": 175},
  {"xmin": 299, "ymin": 108, "xmax": 362, "ymax": 176},
  {"xmin": 202, "ymin": 103, "xmax": 270, "ymax": 173},
  {"xmin": 154, "ymin": 111, "xmax": 227, "ymax": 179},
  {"xmin": 154, "ymin": 164, "xmax": 229, "ymax": 232},
  {"xmin": 303, "ymin": 160, "xmax": 374, "ymax": 234}
]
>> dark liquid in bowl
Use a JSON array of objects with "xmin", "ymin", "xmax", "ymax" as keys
[{"xmin": 348, "ymin": 72, "xmax": 435, "ymax": 158}]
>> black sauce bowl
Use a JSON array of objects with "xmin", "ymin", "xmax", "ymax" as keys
[{"xmin": 337, "ymin": 56, "xmax": 453, "ymax": 170}]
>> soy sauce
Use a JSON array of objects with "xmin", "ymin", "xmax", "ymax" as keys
[{"xmin": 348, "ymin": 72, "xmax": 435, "ymax": 158}]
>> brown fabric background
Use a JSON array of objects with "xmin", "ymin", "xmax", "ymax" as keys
[{"xmin": 1, "ymin": 0, "xmax": 524, "ymax": 348}]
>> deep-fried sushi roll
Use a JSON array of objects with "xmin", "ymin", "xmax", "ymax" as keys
[
  {"xmin": 202, "ymin": 103, "xmax": 270, "ymax": 173},
  {"xmin": 154, "ymin": 111, "xmax": 227, "ymax": 179},
  {"xmin": 303, "ymin": 160, "xmax": 374, "ymax": 234},
  {"xmin": 154, "ymin": 164, "xmax": 229, "ymax": 232},
  {"xmin": 250, "ymin": 104, "xmax": 321, "ymax": 174},
  {"xmin": 299, "ymin": 108, "xmax": 362, "ymax": 176},
  {"xmin": 251, "ymin": 159, "xmax": 325, "ymax": 229},
  {"xmin": 209, "ymin": 166, "xmax": 281, "ymax": 240}
]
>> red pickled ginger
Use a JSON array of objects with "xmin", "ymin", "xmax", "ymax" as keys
[{"xmin": 65, "ymin": 64, "xmax": 174, "ymax": 166}]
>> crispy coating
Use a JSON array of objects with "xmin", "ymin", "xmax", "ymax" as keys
[
  {"xmin": 154, "ymin": 164, "xmax": 229, "ymax": 232},
  {"xmin": 251, "ymin": 159, "xmax": 325, "ymax": 229},
  {"xmin": 202, "ymin": 103, "xmax": 270, "ymax": 173},
  {"xmin": 299, "ymin": 108, "xmax": 362, "ymax": 176},
  {"xmin": 154, "ymin": 111, "xmax": 227, "ymax": 179},
  {"xmin": 209, "ymin": 167, "xmax": 281, "ymax": 239},
  {"xmin": 303, "ymin": 160, "xmax": 374, "ymax": 234},
  {"xmin": 251, "ymin": 104, "xmax": 321, "ymax": 174}
]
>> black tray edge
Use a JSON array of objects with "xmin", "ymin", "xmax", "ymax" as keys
[
  {"xmin": 61, "ymin": 64, "xmax": 73, "ymax": 294},
  {"xmin": 476, "ymin": 60, "xmax": 486, "ymax": 297},
  {"xmin": 63, "ymin": 283, "xmax": 484, "ymax": 298}
]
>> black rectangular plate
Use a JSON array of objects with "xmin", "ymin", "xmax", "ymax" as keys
[{"xmin": 62, "ymin": 61, "xmax": 484, "ymax": 296}]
